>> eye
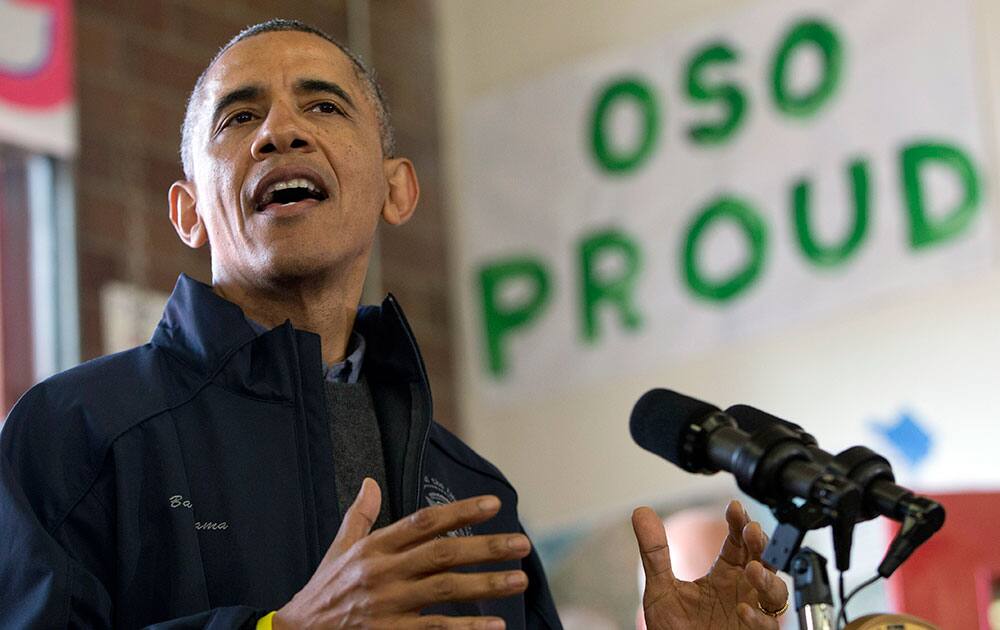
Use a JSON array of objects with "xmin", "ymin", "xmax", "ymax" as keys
[
  {"xmin": 310, "ymin": 101, "xmax": 346, "ymax": 115},
  {"xmin": 223, "ymin": 110, "xmax": 255, "ymax": 128}
]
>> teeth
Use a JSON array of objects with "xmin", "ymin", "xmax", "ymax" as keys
[
  {"xmin": 258, "ymin": 176, "xmax": 324, "ymax": 207},
  {"xmin": 264, "ymin": 177, "xmax": 320, "ymax": 197}
]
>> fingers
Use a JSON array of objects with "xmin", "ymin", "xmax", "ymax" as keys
[
  {"xmin": 728, "ymin": 503, "xmax": 787, "ymax": 618},
  {"xmin": 373, "ymin": 495, "xmax": 503, "ymax": 551},
  {"xmin": 716, "ymin": 500, "xmax": 752, "ymax": 566},
  {"xmin": 735, "ymin": 559, "xmax": 788, "ymax": 630},
  {"xmin": 736, "ymin": 602, "xmax": 781, "ymax": 630},
  {"xmin": 745, "ymin": 560, "xmax": 789, "ymax": 616},
  {"xmin": 631, "ymin": 506, "xmax": 674, "ymax": 583},
  {"xmin": 742, "ymin": 520, "xmax": 769, "ymax": 564},
  {"xmin": 394, "ymin": 570, "xmax": 529, "ymax": 610},
  {"xmin": 401, "ymin": 533, "xmax": 532, "ymax": 575},
  {"xmin": 327, "ymin": 477, "xmax": 382, "ymax": 558},
  {"xmin": 401, "ymin": 615, "xmax": 506, "ymax": 630}
]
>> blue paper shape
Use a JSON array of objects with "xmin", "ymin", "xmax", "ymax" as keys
[{"xmin": 871, "ymin": 412, "xmax": 932, "ymax": 467}]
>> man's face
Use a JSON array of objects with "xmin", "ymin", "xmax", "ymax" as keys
[{"xmin": 180, "ymin": 31, "xmax": 395, "ymax": 287}]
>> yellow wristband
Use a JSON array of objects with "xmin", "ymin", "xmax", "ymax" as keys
[{"xmin": 256, "ymin": 611, "xmax": 277, "ymax": 630}]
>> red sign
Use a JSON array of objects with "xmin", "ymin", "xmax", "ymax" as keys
[
  {"xmin": 0, "ymin": 0, "xmax": 73, "ymax": 109},
  {"xmin": 888, "ymin": 491, "xmax": 1000, "ymax": 629}
]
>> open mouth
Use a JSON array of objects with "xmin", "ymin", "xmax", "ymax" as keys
[{"xmin": 255, "ymin": 177, "xmax": 329, "ymax": 212}]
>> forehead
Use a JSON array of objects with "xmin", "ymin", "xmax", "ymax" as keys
[{"xmin": 201, "ymin": 31, "xmax": 366, "ymax": 106}]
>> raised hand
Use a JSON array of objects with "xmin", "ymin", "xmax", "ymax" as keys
[
  {"xmin": 274, "ymin": 478, "xmax": 530, "ymax": 629},
  {"xmin": 633, "ymin": 500, "xmax": 789, "ymax": 630}
]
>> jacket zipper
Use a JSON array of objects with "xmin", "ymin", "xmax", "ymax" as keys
[{"xmin": 386, "ymin": 294, "xmax": 433, "ymax": 512}]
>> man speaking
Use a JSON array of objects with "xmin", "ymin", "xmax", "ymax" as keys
[{"xmin": 0, "ymin": 20, "xmax": 787, "ymax": 629}]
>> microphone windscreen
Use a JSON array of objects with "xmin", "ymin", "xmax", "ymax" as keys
[
  {"xmin": 725, "ymin": 404, "xmax": 817, "ymax": 446},
  {"xmin": 629, "ymin": 388, "xmax": 720, "ymax": 466}
]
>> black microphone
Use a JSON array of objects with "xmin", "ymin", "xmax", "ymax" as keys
[
  {"xmin": 629, "ymin": 389, "xmax": 861, "ymax": 514},
  {"xmin": 725, "ymin": 404, "xmax": 945, "ymax": 577},
  {"xmin": 727, "ymin": 405, "xmax": 818, "ymax": 447}
]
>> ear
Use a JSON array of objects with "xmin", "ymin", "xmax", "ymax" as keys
[
  {"xmin": 380, "ymin": 158, "xmax": 419, "ymax": 226},
  {"xmin": 168, "ymin": 180, "xmax": 208, "ymax": 248}
]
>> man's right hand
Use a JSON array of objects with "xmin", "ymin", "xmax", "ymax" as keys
[{"xmin": 273, "ymin": 477, "xmax": 530, "ymax": 629}]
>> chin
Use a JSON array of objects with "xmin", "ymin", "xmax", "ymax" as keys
[{"xmin": 253, "ymin": 249, "xmax": 347, "ymax": 287}]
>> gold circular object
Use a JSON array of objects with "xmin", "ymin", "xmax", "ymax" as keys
[
  {"xmin": 843, "ymin": 613, "xmax": 939, "ymax": 629},
  {"xmin": 757, "ymin": 599, "xmax": 789, "ymax": 617}
]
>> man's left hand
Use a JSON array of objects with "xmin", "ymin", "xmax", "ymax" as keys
[{"xmin": 633, "ymin": 500, "xmax": 790, "ymax": 630}]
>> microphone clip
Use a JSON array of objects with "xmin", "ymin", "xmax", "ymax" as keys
[
  {"xmin": 877, "ymin": 496, "xmax": 945, "ymax": 578},
  {"xmin": 763, "ymin": 472, "xmax": 861, "ymax": 573}
]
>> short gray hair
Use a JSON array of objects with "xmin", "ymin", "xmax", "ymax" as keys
[{"xmin": 179, "ymin": 19, "xmax": 395, "ymax": 179}]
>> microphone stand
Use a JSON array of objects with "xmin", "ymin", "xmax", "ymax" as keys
[
  {"xmin": 785, "ymin": 547, "xmax": 939, "ymax": 630},
  {"xmin": 790, "ymin": 548, "xmax": 836, "ymax": 630},
  {"xmin": 763, "ymin": 498, "xmax": 852, "ymax": 630}
]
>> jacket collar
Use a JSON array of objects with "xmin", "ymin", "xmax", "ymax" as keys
[{"xmin": 150, "ymin": 274, "xmax": 430, "ymax": 390}]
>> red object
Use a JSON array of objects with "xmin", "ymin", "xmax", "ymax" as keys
[
  {"xmin": 887, "ymin": 491, "xmax": 1000, "ymax": 630},
  {"xmin": 0, "ymin": 0, "xmax": 74, "ymax": 108}
]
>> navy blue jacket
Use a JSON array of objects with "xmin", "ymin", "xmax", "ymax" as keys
[{"xmin": 0, "ymin": 274, "xmax": 561, "ymax": 629}]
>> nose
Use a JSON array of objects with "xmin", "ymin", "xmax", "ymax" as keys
[{"xmin": 250, "ymin": 102, "xmax": 316, "ymax": 160}]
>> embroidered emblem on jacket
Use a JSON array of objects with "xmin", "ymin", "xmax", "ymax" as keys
[{"xmin": 422, "ymin": 476, "xmax": 472, "ymax": 537}]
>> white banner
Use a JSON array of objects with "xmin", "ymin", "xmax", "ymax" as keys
[
  {"xmin": 0, "ymin": 0, "xmax": 75, "ymax": 157},
  {"xmin": 456, "ymin": 0, "xmax": 992, "ymax": 403}
]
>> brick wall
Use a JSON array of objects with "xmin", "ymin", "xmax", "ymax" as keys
[
  {"xmin": 0, "ymin": 148, "xmax": 34, "ymax": 413},
  {"xmin": 75, "ymin": 1, "xmax": 458, "ymax": 430},
  {"xmin": 368, "ymin": 1, "xmax": 457, "ymax": 431}
]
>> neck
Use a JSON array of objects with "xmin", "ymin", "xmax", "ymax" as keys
[{"xmin": 212, "ymin": 267, "xmax": 367, "ymax": 365}]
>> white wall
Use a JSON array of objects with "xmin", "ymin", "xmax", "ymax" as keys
[{"xmin": 434, "ymin": 0, "xmax": 1000, "ymax": 535}]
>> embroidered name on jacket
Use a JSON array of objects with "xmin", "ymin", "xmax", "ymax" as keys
[
  {"xmin": 422, "ymin": 476, "xmax": 472, "ymax": 537},
  {"xmin": 169, "ymin": 495, "xmax": 229, "ymax": 531}
]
